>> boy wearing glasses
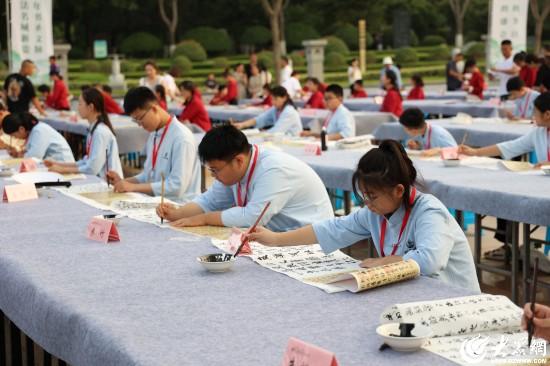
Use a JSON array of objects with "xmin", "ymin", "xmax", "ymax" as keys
[
  {"xmin": 300, "ymin": 84, "xmax": 355, "ymax": 141},
  {"xmin": 156, "ymin": 124, "xmax": 333, "ymax": 231},
  {"xmin": 106, "ymin": 87, "xmax": 201, "ymax": 200}
]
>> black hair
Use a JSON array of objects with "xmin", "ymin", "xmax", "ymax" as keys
[
  {"xmin": 262, "ymin": 83, "xmax": 271, "ymax": 91},
  {"xmin": 399, "ymin": 108, "xmax": 425, "ymax": 129},
  {"xmin": 525, "ymin": 54, "xmax": 538, "ymax": 64},
  {"xmin": 198, "ymin": 124, "xmax": 252, "ymax": 163},
  {"xmin": 352, "ymin": 140, "xmax": 418, "ymax": 209},
  {"xmin": 281, "ymin": 56, "xmax": 289, "ymax": 63},
  {"xmin": 534, "ymin": 93, "xmax": 550, "ymax": 113},
  {"xmin": 222, "ymin": 68, "xmax": 232, "ymax": 78},
  {"xmin": 271, "ymin": 86, "xmax": 296, "ymax": 110},
  {"xmin": 411, "ymin": 74, "xmax": 424, "ymax": 87},
  {"xmin": 49, "ymin": 70, "xmax": 62, "ymax": 79},
  {"xmin": 102, "ymin": 84, "xmax": 113, "ymax": 94},
  {"xmin": 49, "ymin": 55, "xmax": 56, "ymax": 61},
  {"xmin": 306, "ymin": 77, "xmax": 321, "ymax": 86},
  {"xmin": 38, "ymin": 84, "xmax": 50, "ymax": 94},
  {"xmin": 81, "ymin": 87, "xmax": 115, "ymax": 135},
  {"xmin": 290, "ymin": 71, "xmax": 298, "ymax": 77},
  {"xmin": 2, "ymin": 112, "xmax": 39, "ymax": 134},
  {"xmin": 123, "ymin": 86, "xmax": 158, "ymax": 115},
  {"xmin": 506, "ymin": 76, "xmax": 525, "ymax": 92},
  {"xmin": 501, "ymin": 40, "xmax": 512, "ymax": 46},
  {"xmin": 144, "ymin": 60, "xmax": 159, "ymax": 71},
  {"xmin": 80, "ymin": 84, "xmax": 91, "ymax": 92},
  {"xmin": 217, "ymin": 84, "xmax": 227, "ymax": 92},
  {"xmin": 353, "ymin": 79, "xmax": 364, "ymax": 87},
  {"xmin": 464, "ymin": 58, "xmax": 477, "ymax": 70},
  {"xmin": 155, "ymin": 84, "xmax": 166, "ymax": 100},
  {"xmin": 179, "ymin": 80, "xmax": 195, "ymax": 93},
  {"xmin": 348, "ymin": 58, "xmax": 357, "ymax": 65},
  {"xmin": 384, "ymin": 70, "xmax": 402, "ymax": 100},
  {"xmin": 325, "ymin": 84, "xmax": 343, "ymax": 98},
  {"xmin": 513, "ymin": 52, "xmax": 526, "ymax": 63}
]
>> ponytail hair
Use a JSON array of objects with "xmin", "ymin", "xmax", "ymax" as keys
[
  {"xmin": 81, "ymin": 87, "xmax": 115, "ymax": 136},
  {"xmin": 271, "ymin": 85, "xmax": 296, "ymax": 110},
  {"xmin": 385, "ymin": 70, "xmax": 402, "ymax": 100},
  {"xmin": 352, "ymin": 140, "xmax": 418, "ymax": 209},
  {"xmin": 2, "ymin": 112, "xmax": 39, "ymax": 134}
]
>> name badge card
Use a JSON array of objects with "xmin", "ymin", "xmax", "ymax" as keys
[
  {"xmin": 3, "ymin": 183, "xmax": 38, "ymax": 203},
  {"xmin": 86, "ymin": 217, "xmax": 120, "ymax": 244},
  {"xmin": 440, "ymin": 147, "xmax": 460, "ymax": 160},
  {"xmin": 19, "ymin": 159, "xmax": 38, "ymax": 173},
  {"xmin": 304, "ymin": 143, "xmax": 321, "ymax": 156},
  {"xmin": 281, "ymin": 338, "xmax": 338, "ymax": 366}
]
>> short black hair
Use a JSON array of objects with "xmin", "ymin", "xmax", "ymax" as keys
[
  {"xmin": 80, "ymin": 84, "xmax": 91, "ymax": 92},
  {"xmin": 353, "ymin": 79, "xmax": 364, "ymax": 87},
  {"xmin": 399, "ymin": 108, "xmax": 426, "ymax": 129},
  {"xmin": 2, "ymin": 112, "xmax": 39, "ymax": 134},
  {"xmin": 198, "ymin": 124, "xmax": 251, "ymax": 163},
  {"xmin": 37, "ymin": 84, "xmax": 50, "ymax": 93},
  {"xmin": 411, "ymin": 74, "xmax": 424, "ymax": 87},
  {"xmin": 513, "ymin": 52, "xmax": 526, "ymax": 63},
  {"xmin": 506, "ymin": 77, "xmax": 524, "ymax": 92},
  {"xmin": 464, "ymin": 58, "xmax": 477, "ymax": 70},
  {"xmin": 102, "ymin": 84, "xmax": 113, "ymax": 94},
  {"xmin": 306, "ymin": 77, "xmax": 321, "ymax": 86},
  {"xmin": 501, "ymin": 40, "xmax": 512, "ymax": 46},
  {"xmin": 123, "ymin": 86, "xmax": 158, "ymax": 115},
  {"xmin": 534, "ymin": 92, "xmax": 550, "ymax": 113},
  {"xmin": 49, "ymin": 70, "xmax": 61, "ymax": 78},
  {"xmin": 325, "ymin": 84, "xmax": 343, "ymax": 98}
]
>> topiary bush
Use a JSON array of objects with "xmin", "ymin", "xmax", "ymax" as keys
[
  {"xmin": 290, "ymin": 51, "xmax": 305, "ymax": 67},
  {"xmin": 333, "ymin": 23, "xmax": 359, "ymax": 50},
  {"xmin": 285, "ymin": 23, "xmax": 320, "ymax": 50},
  {"xmin": 429, "ymin": 44, "xmax": 452, "ymax": 61},
  {"xmin": 421, "ymin": 35, "xmax": 447, "ymax": 46},
  {"xmin": 212, "ymin": 57, "xmax": 230, "ymax": 69},
  {"xmin": 171, "ymin": 56, "xmax": 193, "ymax": 75},
  {"xmin": 173, "ymin": 40, "xmax": 207, "ymax": 61},
  {"xmin": 257, "ymin": 50, "xmax": 274, "ymax": 69},
  {"xmin": 366, "ymin": 52, "xmax": 377, "ymax": 65},
  {"xmin": 81, "ymin": 60, "xmax": 101, "ymax": 72},
  {"xmin": 120, "ymin": 32, "xmax": 163, "ymax": 57},
  {"xmin": 464, "ymin": 41, "xmax": 486, "ymax": 60},
  {"xmin": 394, "ymin": 47, "xmax": 418, "ymax": 65},
  {"xmin": 325, "ymin": 36, "xmax": 349, "ymax": 55},
  {"xmin": 183, "ymin": 27, "xmax": 232, "ymax": 54},
  {"xmin": 324, "ymin": 52, "xmax": 347, "ymax": 69},
  {"xmin": 100, "ymin": 59, "xmax": 112, "ymax": 74},
  {"xmin": 240, "ymin": 25, "xmax": 272, "ymax": 48}
]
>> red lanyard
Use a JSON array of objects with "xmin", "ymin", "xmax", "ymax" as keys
[
  {"xmin": 379, "ymin": 187, "xmax": 417, "ymax": 257},
  {"xmin": 323, "ymin": 111, "xmax": 334, "ymax": 129},
  {"xmin": 547, "ymin": 128, "xmax": 550, "ymax": 162},
  {"xmin": 86, "ymin": 135, "xmax": 93, "ymax": 156},
  {"xmin": 520, "ymin": 91, "xmax": 532, "ymax": 118},
  {"xmin": 237, "ymin": 145, "xmax": 259, "ymax": 207},
  {"xmin": 425, "ymin": 124, "xmax": 432, "ymax": 149},
  {"xmin": 151, "ymin": 116, "xmax": 172, "ymax": 170}
]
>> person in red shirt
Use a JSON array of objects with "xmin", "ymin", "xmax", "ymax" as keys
[
  {"xmin": 209, "ymin": 85, "xmax": 229, "ymax": 106},
  {"xmin": 252, "ymin": 84, "xmax": 273, "ymax": 108},
  {"xmin": 155, "ymin": 84, "xmax": 168, "ymax": 111},
  {"xmin": 407, "ymin": 74, "xmax": 425, "ymax": 100},
  {"xmin": 178, "ymin": 80, "xmax": 212, "ymax": 132},
  {"xmin": 520, "ymin": 54, "xmax": 538, "ymax": 88},
  {"xmin": 380, "ymin": 69, "xmax": 403, "ymax": 117},
  {"xmin": 350, "ymin": 80, "xmax": 368, "ymax": 98},
  {"xmin": 304, "ymin": 77, "xmax": 325, "ymax": 109},
  {"xmin": 463, "ymin": 58, "xmax": 485, "ymax": 100},
  {"xmin": 222, "ymin": 69, "xmax": 238, "ymax": 105},
  {"xmin": 44, "ymin": 71, "xmax": 70, "ymax": 110},
  {"xmin": 91, "ymin": 84, "xmax": 123, "ymax": 114}
]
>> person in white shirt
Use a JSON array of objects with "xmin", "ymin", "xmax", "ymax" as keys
[
  {"xmin": 347, "ymin": 58, "xmax": 362, "ymax": 85},
  {"xmin": 489, "ymin": 40, "xmax": 518, "ymax": 97},
  {"xmin": 156, "ymin": 124, "xmax": 333, "ymax": 231},
  {"xmin": 505, "ymin": 77, "xmax": 540, "ymax": 120},
  {"xmin": 138, "ymin": 61, "xmax": 164, "ymax": 91},
  {"xmin": 279, "ymin": 56, "xmax": 293, "ymax": 84},
  {"xmin": 379, "ymin": 56, "xmax": 402, "ymax": 89},
  {"xmin": 161, "ymin": 69, "xmax": 180, "ymax": 101},
  {"xmin": 107, "ymin": 87, "xmax": 201, "ymax": 201},
  {"xmin": 281, "ymin": 71, "xmax": 302, "ymax": 99}
]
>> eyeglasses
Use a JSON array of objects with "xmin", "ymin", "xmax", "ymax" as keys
[
  {"xmin": 203, "ymin": 155, "xmax": 237, "ymax": 176},
  {"xmin": 132, "ymin": 107, "xmax": 151, "ymax": 125}
]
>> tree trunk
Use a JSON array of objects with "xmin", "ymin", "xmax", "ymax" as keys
[
  {"xmin": 534, "ymin": 18, "xmax": 544, "ymax": 55},
  {"xmin": 271, "ymin": 17, "xmax": 282, "ymax": 84},
  {"xmin": 455, "ymin": 19, "xmax": 464, "ymax": 48},
  {"xmin": 279, "ymin": 6, "xmax": 287, "ymax": 55},
  {"xmin": 158, "ymin": 0, "xmax": 178, "ymax": 56}
]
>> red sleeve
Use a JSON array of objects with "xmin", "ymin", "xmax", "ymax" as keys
[
  {"xmin": 224, "ymin": 79, "xmax": 238, "ymax": 102},
  {"xmin": 527, "ymin": 67, "xmax": 538, "ymax": 88},
  {"xmin": 102, "ymin": 92, "xmax": 123, "ymax": 114},
  {"xmin": 407, "ymin": 87, "xmax": 425, "ymax": 100},
  {"xmin": 47, "ymin": 80, "xmax": 70, "ymax": 110},
  {"xmin": 179, "ymin": 96, "xmax": 212, "ymax": 131},
  {"xmin": 470, "ymin": 72, "xmax": 484, "ymax": 99},
  {"xmin": 306, "ymin": 92, "xmax": 325, "ymax": 109},
  {"xmin": 381, "ymin": 90, "xmax": 403, "ymax": 116},
  {"xmin": 352, "ymin": 90, "xmax": 368, "ymax": 98}
]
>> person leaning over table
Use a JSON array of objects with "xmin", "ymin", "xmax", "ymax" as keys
[
  {"xmin": 231, "ymin": 86, "xmax": 303, "ymax": 136},
  {"xmin": 156, "ymin": 124, "xmax": 334, "ymax": 231},
  {"xmin": 301, "ymin": 84, "xmax": 355, "ymax": 141},
  {"xmin": 246, "ymin": 140, "xmax": 481, "ymax": 292},
  {"xmin": 106, "ymin": 87, "xmax": 201, "ymax": 201},
  {"xmin": 504, "ymin": 77, "xmax": 540, "ymax": 120},
  {"xmin": 459, "ymin": 92, "xmax": 550, "ymax": 169}
]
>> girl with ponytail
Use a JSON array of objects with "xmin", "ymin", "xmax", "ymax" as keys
[
  {"xmin": 2, "ymin": 112, "xmax": 74, "ymax": 162},
  {"xmin": 45, "ymin": 88, "xmax": 123, "ymax": 179},
  {"xmin": 247, "ymin": 140, "xmax": 480, "ymax": 292}
]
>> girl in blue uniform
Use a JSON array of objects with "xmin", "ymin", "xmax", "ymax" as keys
[
  {"xmin": 248, "ymin": 140, "xmax": 481, "ymax": 292},
  {"xmin": 45, "ymin": 88, "xmax": 123, "ymax": 179}
]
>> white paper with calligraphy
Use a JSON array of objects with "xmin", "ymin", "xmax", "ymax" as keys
[
  {"xmin": 380, "ymin": 294, "xmax": 548, "ymax": 365},
  {"xmin": 211, "ymin": 239, "xmax": 361, "ymax": 293},
  {"xmin": 9, "ymin": 0, "xmax": 54, "ymax": 84}
]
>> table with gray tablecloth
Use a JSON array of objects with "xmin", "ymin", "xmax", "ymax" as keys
[
  {"xmin": 40, "ymin": 113, "xmax": 149, "ymax": 155},
  {"xmin": 373, "ymin": 118, "xmax": 534, "ymax": 147},
  {"xmin": 342, "ymin": 98, "xmax": 511, "ymax": 118},
  {"xmin": 0, "ymin": 180, "xmax": 474, "ymax": 365},
  {"xmin": 278, "ymin": 147, "xmax": 550, "ymax": 227}
]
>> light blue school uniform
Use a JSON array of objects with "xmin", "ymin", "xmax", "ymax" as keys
[
  {"xmin": 254, "ymin": 105, "xmax": 303, "ymax": 136},
  {"xmin": 77, "ymin": 122, "xmax": 123, "ymax": 178},
  {"xmin": 312, "ymin": 191, "xmax": 481, "ymax": 292},
  {"xmin": 134, "ymin": 116, "xmax": 201, "ymax": 201},
  {"xmin": 326, "ymin": 104, "xmax": 356, "ymax": 138},
  {"xmin": 409, "ymin": 123, "xmax": 457, "ymax": 149},
  {"xmin": 194, "ymin": 146, "xmax": 334, "ymax": 231},
  {"xmin": 25, "ymin": 122, "xmax": 74, "ymax": 162},
  {"xmin": 380, "ymin": 65, "xmax": 403, "ymax": 89},
  {"xmin": 497, "ymin": 126, "xmax": 549, "ymax": 162},
  {"xmin": 512, "ymin": 90, "xmax": 540, "ymax": 119}
]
